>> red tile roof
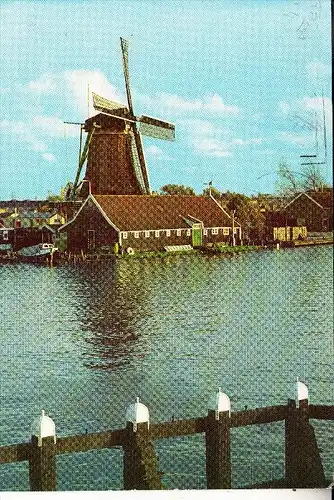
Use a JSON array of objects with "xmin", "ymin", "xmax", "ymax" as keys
[{"xmin": 93, "ymin": 195, "xmax": 235, "ymax": 231}]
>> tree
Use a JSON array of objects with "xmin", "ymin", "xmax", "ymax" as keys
[
  {"xmin": 301, "ymin": 163, "xmax": 329, "ymax": 192},
  {"xmin": 276, "ymin": 159, "xmax": 301, "ymax": 196},
  {"xmin": 202, "ymin": 186, "xmax": 221, "ymax": 199},
  {"xmin": 160, "ymin": 184, "xmax": 195, "ymax": 195},
  {"xmin": 276, "ymin": 158, "xmax": 329, "ymax": 196},
  {"xmin": 223, "ymin": 192, "xmax": 266, "ymax": 244}
]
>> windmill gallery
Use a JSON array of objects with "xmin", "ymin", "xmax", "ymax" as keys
[{"xmin": 56, "ymin": 38, "xmax": 242, "ymax": 255}]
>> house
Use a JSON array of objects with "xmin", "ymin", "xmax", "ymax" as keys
[
  {"xmin": 19, "ymin": 211, "xmax": 65, "ymax": 228},
  {"xmin": 58, "ymin": 194, "xmax": 242, "ymax": 253},
  {"xmin": 264, "ymin": 211, "xmax": 306, "ymax": 242},
  {"xmin": 282, "ymin": 189, "xmax": 333, "ymax": 232}
]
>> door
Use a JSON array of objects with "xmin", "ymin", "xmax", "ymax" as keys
[
  {"xmin": 192, "ymin": 223, "xmax": 203, "ymax": 247},
  {"xmin": 87, "ymin": 230, "xmax": 96, "ymax": 250}
]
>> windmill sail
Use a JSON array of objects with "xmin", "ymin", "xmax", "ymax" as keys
[
  {"xmin": 120, "ymin": 37, "xmax": 135, "ymax": 115},
  {"xmin": 128, "ymin": 131, "xmax": 147, "ymax": 194},
  {"xmin": 92, "ymin": 92, "xmax": 128, "ymax": 115},
  {"xmin": 139, "ymin": 115, "xmax": 175, "ymax": 141}
]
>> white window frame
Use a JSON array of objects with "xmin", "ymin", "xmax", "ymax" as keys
[
  {"xmin": 166, "ymin": 229, "xmax": 171, "ymax": 237},
  {"xmin": 3, "ymin": 230, "xmax": 9, "ymax": 241},
  {"xmin": 122, "ymin": 231, "xmax": 128, "ymax": 239},
  {"xmin": 134, "ymin": 231, "xmax": 140, "ymax": 239},
  {"xmin": 155, "ymin": 230, "xmax": 160, "ymax": 238},
  {"xmin": 212, "ymin": 228, "xmax": 218, "ymax": 235},
  {"xmin": 223, "ymin": 227, "xmax": 229, "ymax": 235},
  {"xmin": 145, "ymin": 231, "xmax": 150, "ymax": 238},
  {"xmin": 203, "ymin": 229, "xmax": 208, "ymax": 236},
  {"xmin": 186, "ymin": 229, "xmax": 191, "ymax": 236},
  {"xmin": 177, "ymin": 229, "xmax": 182, "ymax": 236}
]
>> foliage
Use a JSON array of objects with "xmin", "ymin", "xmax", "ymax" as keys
[
  {"xmin": 160, "ymin": 184, "xmax": 196, "ymax": 196},
  {"xmin": 222, "ymin": 192, "xmax": 266, "ymax": 244},
  {"xmin": 47, "ymin": 183, "xmax": 72, "ymax": 202},
  {"xmin": 276, "ymin": 158, "xmax": 329, "ymax": 196},
  {"xmin": 202, "ymin": 186, "xmax": 221, "ymax": 198}
]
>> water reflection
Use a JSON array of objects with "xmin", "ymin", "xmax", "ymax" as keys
[{"xmin": 62, "ymin": 259, "xmax": 155, "ymax": 369}]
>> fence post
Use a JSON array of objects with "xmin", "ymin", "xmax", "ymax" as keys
[
  {"xmin": 205, "ymin": 387, "xmax": 231, "ymax": 489},
  {"xmin": 285, "ymin": 381, "xmax": 325, "ymax": 488},
  {"xmin": 123, "ymin": 397, "xmax": 163, "ymax": 490},
  {"xmin": 29, "ymin": 410, "xmax": 57, "ymax": 491}
]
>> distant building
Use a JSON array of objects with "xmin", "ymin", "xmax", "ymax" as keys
[
  {"xmin": 282, "ymin": 189, "xmax": 333, "ymax": 232},
  {"xmin": 58, "ymin": 194, "xmax": 242, "ymax": 253},
  {"xmin": 0, "ymin": 226, "xmax": 54, "ymax": 252}
]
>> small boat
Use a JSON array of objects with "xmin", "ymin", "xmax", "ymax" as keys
[{"xmin": 17, "ymin": 243, "xmax": 58, "ymax": 263}]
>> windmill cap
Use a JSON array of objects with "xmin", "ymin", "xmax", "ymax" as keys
[
  {"xmin": 209, "ymin": 387, "xmax": 231, "ymax": 413},
  {"xmin": 126, "ymin": 397, "xmax": 149, "ymax": 424},
  {"xmin": 31, "ymin": 409, "xmax": 56, "ymax": 446}
]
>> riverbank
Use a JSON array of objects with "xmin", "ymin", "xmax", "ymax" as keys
[{"xmin": 1, "ymin": 239, "xmax": 333, "ymax": 265}]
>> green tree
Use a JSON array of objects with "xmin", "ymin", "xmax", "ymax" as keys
[
  {"xmin": 160, "ymin": 184, "xmax": 196, "ymax": 195},
  {"xmin": 223, "ymin": 192, "xmax": 266, "ymax": 244},
  {"xmin": 202, "ymin": 186, "xmax": 221, "ymax": 199}
]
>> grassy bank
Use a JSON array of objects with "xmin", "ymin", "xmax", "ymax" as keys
[{"xmin": 209, "ymin": 244, "xmax": 261, "ymax": 255}]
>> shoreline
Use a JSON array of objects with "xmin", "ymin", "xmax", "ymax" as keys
[{"xmin": 1, "ymin": 240, "xmax": 333, "ymax": 265}]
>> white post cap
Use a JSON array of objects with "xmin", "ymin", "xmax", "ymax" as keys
[
  {"xmin": 209, "ymin": 387, "xmax": 231, "ymax": 418},
  {"xmin": 126, "ymin": 397, "xmax": 149, "ymax": 431},
  {"xmin": 296, "ymin": 379, "xmax": 309, "ymax": 406},
  {"xmin": 31, "ymin": 410, "xmax": 56, "ymax": 447}
]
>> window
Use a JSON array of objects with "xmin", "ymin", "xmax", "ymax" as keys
[
  {"xmin": 223, "ymin": 228, "xmax": 229, "ymax": 235},
  {"xmin": 3, "ymin": 230, "xmax": 9, "ymax": 241},
  {"xmin": 212, "ymin": 228, "xmax": 218, "ymax": 235},
  {"xmin": 122, "ymin": 232, "xmax": 128, "ymax": 239},
  {"xmin": 203, "ymin": 229, "xmax": 208, "ymax": 236},
  {"xmin": 155, "ymin": 230, "xmax": 160, "ymax": 238},
  {"xmin": 186, "ymin": 229, "xmax": 191, "ymax": 236},
  {"xmin": 145, "ymin": 231, "xmax": 150, "ymax": 238},
  {"xmin": 166, "ymin": 229, "xmax": 171, "ymax": 237},
  {"xmin": 134, "ymin": 231, "xmax": 140, "ymax": 239},
  {"xmin": 177, "ymin": 229, "xmax": 182, "ymax": 236}
]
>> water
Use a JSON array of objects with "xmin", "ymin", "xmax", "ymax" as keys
[{"xmin": 0, "ymin": 245, "xmax": 333, "ymax": 490}]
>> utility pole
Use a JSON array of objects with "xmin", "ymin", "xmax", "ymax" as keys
[{"xmin": 231, "ymin": 210, "xmax": 236, "ymax": 247}]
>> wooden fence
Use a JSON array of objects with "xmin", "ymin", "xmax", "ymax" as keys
[{"xmin": 0, "ymin": 387, "xmax": 333, "ymax": 491}]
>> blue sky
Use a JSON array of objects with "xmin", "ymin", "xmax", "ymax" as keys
[{"xmin": 0, "ymin": 0, "xmax": 332, "ymax": 199}]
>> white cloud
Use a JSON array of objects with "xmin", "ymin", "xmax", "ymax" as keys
[
  {"xmin": 231, "ymin": 137, "xmax": 262, "ymax": 146},
  {"xmin": 42, "ymin": 153, "xmax": 56, "ymax": 162},
  {"xmin": 140, "ymin": 92, "xmax": 239, "ymax": 117},
  {"xmin": 279, "ymin": 131, "xmax": 312, "ymax": 146},
  {"xmin": 32, "ymin": 115, "xmax": 78, "ymax": 138},
  {"xmin": 145, "ymin": 144, "xmax": 173, "ymax": 160},
  {"xmin": 146, "ymin": 145, "xmax": 163, "ymax": 155},
  {"xmin": 28, "ymin": 74, "xmax": 57, "ymax": 93},
  {"xmin": 26, "ymin": 70, "xmax": 125, "ymax": 117},
  {"xmin": 0, "ymin": 119, "xmax": 54, "ymax": 160},
  {"xmin": 195, "ymin": 138, "xmax": 232, "ymax": 157},
  {"xmin": 306, "ymin": 61, "xmax": 331, "ymax": 82},
  {"xmin": 180, "ymin": 119, "xmax": 232, "ymax": 158},
  {"xmin": 63, "ymin": 70, "xmax": 124, "ymax": 117},
  {"xmin": 180, "ymin": 118, "xmax": 261, "ymax": 158},
  {"xmin": 279, "ymin": 101, "xmax": 290, "ymax": 114}
]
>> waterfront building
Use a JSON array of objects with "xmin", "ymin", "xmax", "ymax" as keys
[
  {"xmin": 58, "ymin": 194, "xmax": 242, "ymax": 253},
  {"xmin": 282, "ymin": 189, "xmax": 333, "ymax": 233}
]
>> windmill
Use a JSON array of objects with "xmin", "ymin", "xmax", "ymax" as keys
[{"xmin": 66, "ymin": 37, "xmax": 175, "ymax": 200}]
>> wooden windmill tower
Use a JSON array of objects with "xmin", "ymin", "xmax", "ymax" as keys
[{"xmin": 67, "ymin": 38, "xmax": 175, "ymax": 199}]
